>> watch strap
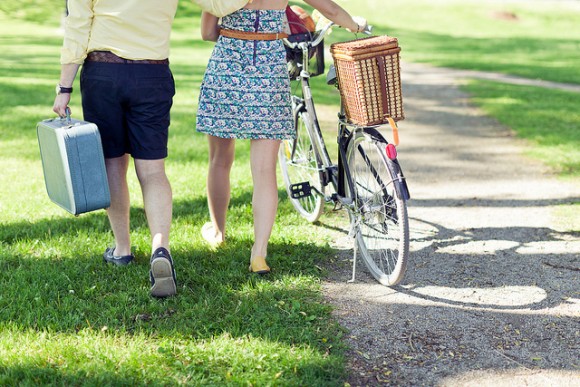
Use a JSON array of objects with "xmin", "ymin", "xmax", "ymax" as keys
[
  {"xmin": 58, "ymin": 85, "xmax": 73, "ymax": 93},
  {"xmin": 56, "ymin": 84, "xmax": 73, "ymax": 95}
]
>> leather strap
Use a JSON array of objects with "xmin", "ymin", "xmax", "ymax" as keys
[
  {"xmin": 376, "ymin": 56, "xmax": 390, "ymax": 120},
  {"xmin": 386, "ymin": 117, "xmax": 400, "ymax": 146},
  {"xmin": 219, "ymin": 29, "xmax": 288, "ymax": 41}
]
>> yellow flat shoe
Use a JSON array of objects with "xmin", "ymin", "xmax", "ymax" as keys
[
  {"xmin": 201, "ymin": 222, "xmax": 224, "ymax": 248},
  {"xmin": 249, "ymin": 256, "xmax": 270, "ymax": 275}
]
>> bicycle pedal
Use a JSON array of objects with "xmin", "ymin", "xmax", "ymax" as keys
[{"xmin": 290, "ymin": 182, "xmax": 312, "ymax": 199}]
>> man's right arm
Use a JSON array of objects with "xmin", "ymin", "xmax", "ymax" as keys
[
  {"xmin": 53, "ymin": 63, "xmax": 80, "ymax": 117},
  {"xmin": 53, "ymin": 0, "xmax": 92, "ymax": 117}
]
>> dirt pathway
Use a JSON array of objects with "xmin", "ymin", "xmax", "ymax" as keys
[{"xmin": 321, "ymin": 62, "xmax": 580, "ymax": 386}]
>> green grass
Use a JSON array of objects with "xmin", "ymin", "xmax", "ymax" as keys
[
  {"xmin": 382, "ymin": 2, "xmax": 580, "ymax": 84},
  {"xmin": 1, "ymin": 0, "xmax": 580, "ymax": 383},
  {"xmin": 465, "ymin": 81, "xmax": 580, "ymax": 176}
]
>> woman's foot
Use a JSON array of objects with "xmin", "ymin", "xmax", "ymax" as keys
[
  {"xmin": 201, "ymin": 222, "xmax": 225, "ymax": 248},
  {"xmin": 249, "ymin": 255, "xmax": 270, "ymax": 275}
]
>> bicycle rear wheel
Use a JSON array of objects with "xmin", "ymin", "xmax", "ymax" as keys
[
  {"xmin": 279, "ymin": 110, "xmax": 324, "ymax": 223},
  {"xmin": 345, "ymin": 129, "xmax": 409, "ymax": 286}
]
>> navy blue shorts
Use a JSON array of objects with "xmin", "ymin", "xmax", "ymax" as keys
[{"xmin": 80, "ymin": 61, "xmax": 175, "ymax": 160}]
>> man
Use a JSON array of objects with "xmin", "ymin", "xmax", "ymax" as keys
[{"xmin": 53, "ymin": 0, "xmax": 178, "ymax": 298}]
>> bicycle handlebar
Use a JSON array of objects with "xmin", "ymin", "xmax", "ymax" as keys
[
  {"xmin": 282, "ymin": 22, "xmax": 333, "ymax": 50},
  {"xmin": 283, "ymin": 22, "xmax": 373, "ymax": 51}
]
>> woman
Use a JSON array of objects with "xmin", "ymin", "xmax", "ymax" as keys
[{"xmin": 196, "ymin": 0, "xmax": 366, "ymax": 274}]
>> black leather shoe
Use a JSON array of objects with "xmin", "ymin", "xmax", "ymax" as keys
[
  {"xmin": 103, "ymin": 247, "xmax": 134, "ymax": 266},
  {"xmin": 149, "ymin": 247, "xmax": 177, "ymax": 298}
]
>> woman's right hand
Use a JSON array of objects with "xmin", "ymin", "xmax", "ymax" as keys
[{"xmin": 346, "ymin": 16, "xmax": 368, "ymax": 33}]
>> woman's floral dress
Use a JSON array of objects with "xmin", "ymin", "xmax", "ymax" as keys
[{"xmin": 196, "ymin": 9, "xmax": 294, "ymax": 140}]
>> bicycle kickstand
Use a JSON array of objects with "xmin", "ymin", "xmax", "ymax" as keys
[
  {"xmin": 348, "ymin": 241, "xmax": 357, "ymax": 283},
  {"xmin": 348, "ymin": 222, "xmax": 358, "ymax": 283}
]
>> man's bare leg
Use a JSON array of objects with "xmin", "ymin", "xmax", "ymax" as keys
[
  {"xmin": 105, "ymin": 155, "xmax": 131, "ymax": 257},
  {"xmin": 134, "ymin": 158, "xmax": 172, "ymax": 253}
]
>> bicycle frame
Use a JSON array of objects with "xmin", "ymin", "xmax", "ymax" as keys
[{"xmin": 291, "ymin": 68, "xmax": 357, "ymax": 207}]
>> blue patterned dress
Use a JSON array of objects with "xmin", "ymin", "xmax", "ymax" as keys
[{"xmin": 196, "ymin": 9, "xmax": 294, "ymax": 140}]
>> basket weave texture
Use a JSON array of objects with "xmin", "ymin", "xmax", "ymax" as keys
[{"xmin": 330, "ymin": 36, "xmax": 404, "ymax": 126}]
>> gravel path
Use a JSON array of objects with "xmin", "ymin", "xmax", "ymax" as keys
[{"xmin": 321, "ymin": 62, "xmax": 580, "ymax": 386}]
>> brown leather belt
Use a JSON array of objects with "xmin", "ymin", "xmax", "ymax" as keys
[
  {"xmin": 219, "ymin": 29, "xmax": 288, "ymax": 41},
  {"xmin": 86, "ymin": 51, "xmax": 169, "ymax": 65}
]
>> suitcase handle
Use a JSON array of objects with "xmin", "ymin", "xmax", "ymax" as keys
[{"xmin": 61, "ymin": 107, "xmax": 72, "ymax": 125}]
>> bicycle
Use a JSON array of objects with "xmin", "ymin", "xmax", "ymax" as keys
[{"xmin": 279, "ymin": 22, "xmax": 411, "ymax": 286}]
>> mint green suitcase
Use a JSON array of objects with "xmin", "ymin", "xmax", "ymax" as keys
[{"xmin": 37, "ymin": 116, "xmax": 110, "ymax": 215}]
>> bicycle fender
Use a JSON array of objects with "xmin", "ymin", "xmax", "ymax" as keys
[
  {"xmin": 387, "ymin": 158, "xmax": 411, "ymax": 201},
  {"xmin": 361, "ymin": 127, "xmax": 410, "ymax": 201}
]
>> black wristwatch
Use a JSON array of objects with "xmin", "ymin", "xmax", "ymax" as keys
[{"xmin": 56, "ymin": 84, "xmax": 73, "ymax": 95}]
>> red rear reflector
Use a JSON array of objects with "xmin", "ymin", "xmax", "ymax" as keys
[{"xmin": 385, "ymin": 144, "xmax": 397, "ymax": 160}]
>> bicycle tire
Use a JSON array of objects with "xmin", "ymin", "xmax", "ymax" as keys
[
  {"xmin": 279, "ymin": 110, "xmax": 325, "ymax": 223},
  {"xmin": 345, "ymin": 129, "xmax": 410, "ymax": 286}
]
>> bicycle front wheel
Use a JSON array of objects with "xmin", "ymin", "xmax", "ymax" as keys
[
  {"xmin": 279, "ymin": 110, "xmax": 324, "ymax": 223},
  {"xmin": 345, "ymin": 130, "xmax": 409, "ymax": 286}
]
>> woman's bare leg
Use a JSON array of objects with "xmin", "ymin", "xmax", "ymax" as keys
[
  {"xmin": 205, "ymin": 135, "xmax": 235, "ymax": 243},
  {"xmin": 250, "ymin": 139, "xmax": 281, "ymax": 258}
]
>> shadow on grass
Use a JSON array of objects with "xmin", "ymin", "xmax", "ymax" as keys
[
  {"xmin": 0, "ymin": 365, "xmax": 139, "ymax": 386},
  {"xmin": 0, "ymin": 349, "xmax": 342, "ymax": 386},
  {"xmin": 0, "ymin": 188, "xmax": 339, "ymax": 337},
  {"xmin": 0, "ymin": 190, "xmax": 266, "ymax": 244},
  {"xmin": 0, "ymin": 188, "xmax": 345, "ymax": 383}
]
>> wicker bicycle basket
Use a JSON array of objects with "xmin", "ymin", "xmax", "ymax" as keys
[{"xmin": 330, "ymin": 36, "xmax": 404, "ymax": 125}]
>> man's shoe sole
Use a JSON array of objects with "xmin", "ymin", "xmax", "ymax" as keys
[{"xmin": 150, "ymin": 257, "xmax": 176, "ymax": 298}]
